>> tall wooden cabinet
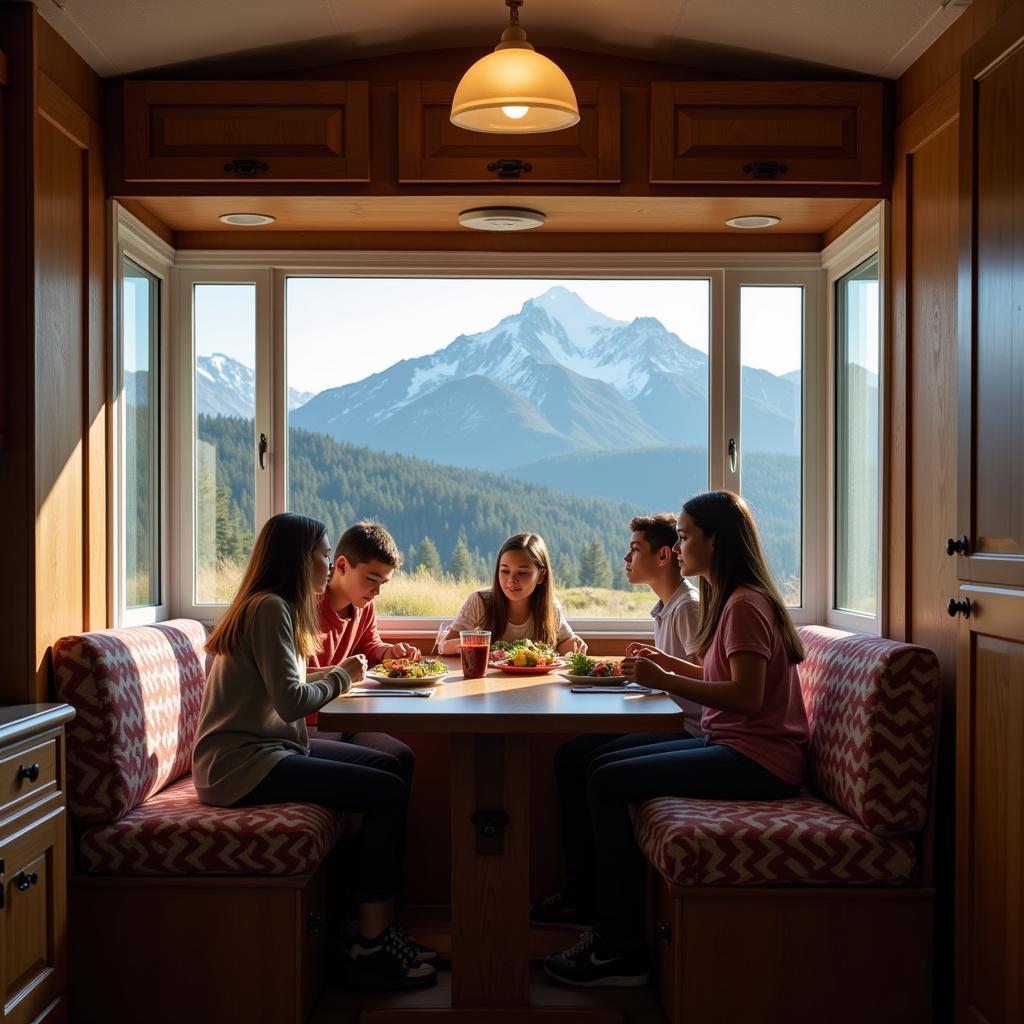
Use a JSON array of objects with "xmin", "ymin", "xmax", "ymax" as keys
[{"xmin": 954, "ymin": 6, "xmax": 1024, "ymax": 1024}]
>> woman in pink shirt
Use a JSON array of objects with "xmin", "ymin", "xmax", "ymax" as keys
[{"xmin": 544, "ymin": 490, "xmax": 808, "ymax": 989}]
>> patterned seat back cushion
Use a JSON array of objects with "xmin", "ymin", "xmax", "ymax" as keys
[
  {"xmin": 797, "ymin": 625, "xmax": 939, "ymax": 835},
  {"xmin": 52, "ymin": 620, "xmax": 209, "ymax": 824}
]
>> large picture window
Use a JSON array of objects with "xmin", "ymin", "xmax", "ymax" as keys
[{"xmin": 167, "ymin": 253, "xmax": 826, "ymax": 627}]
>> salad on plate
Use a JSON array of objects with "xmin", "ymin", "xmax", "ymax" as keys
[
  {"xmin": 489, "ymin": 639, "xmax": 563, "ymax": 672},
  {"xmin": 366, "ymin": 657, "xmax": 449, "ymax": 684},
  {"xmin": 560, "ymin": 652, "xmax": 627, "ymax": 683}
]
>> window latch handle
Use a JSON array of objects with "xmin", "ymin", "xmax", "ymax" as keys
[
  {"xmin": 728, "ymin": 437, "xmax": 738, "ymax": 473},
  {"xmin": 258, "ymin": 432, "xmax": 268, "ymax": 470}
]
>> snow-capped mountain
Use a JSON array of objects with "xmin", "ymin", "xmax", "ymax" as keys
[
  {"xmin": 288, "ymin": 285, "xmax": 799, "ymax": 467},
  {"xmin": 195, "ymin": 354, "xmax": 313, "ymax": 417},
  {"xmin": 200, "ymin": 287, "xmax": 808, "ymax": 469}
]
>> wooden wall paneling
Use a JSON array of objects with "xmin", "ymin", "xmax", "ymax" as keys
[
  {"xmin": 34, "ymin": 69, "xmax": 106, "ymax": 694},
  {"xmin": 0, "ymin": 47, "xmax": 7, "ymax": 451},
  {"xmin": 0, "ymin": 3, "xmax": 36, "ymax": 705},
  {"xmin": 889, "ymin": 71, "xmax": 961, "ymax": 1023}
]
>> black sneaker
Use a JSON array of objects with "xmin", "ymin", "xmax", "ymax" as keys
[
  {"xmin": 392, "ymin": 928, "xmax": 439, "ymax": 963},
  {"xmin": 544, "ymin": 930, "xmax": 651, "ymax": 987},
  {"xmin": 530, "ymin": 892, "xmax": 595, "ymax": 929},
  {"xmin": 346, "ymin": 925, "xmax": 438, "ymax": 990}
]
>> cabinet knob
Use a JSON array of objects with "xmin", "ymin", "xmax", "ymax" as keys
[
  {"xmin": 945, "ymin": 535, "xmax": 970, "ymax": 556},
  {"xmin": 16, "ymin": 763, "xmax": 40, "ymax": 783},
  {"xmin": 946, "ymin": 597, "xmax": 972, "ymax": 619},
  {"xmin": 15, "ymin": 871, "xmax": 38, "ymax": 892},
  {"xmin": 655, "ymin": 920, "xmax": 672, "ymax": 942}
]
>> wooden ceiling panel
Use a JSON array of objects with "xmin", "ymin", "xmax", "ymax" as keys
[{"xmin": 135, "ymin": 195, "xmax": 864, "ymax": 235}]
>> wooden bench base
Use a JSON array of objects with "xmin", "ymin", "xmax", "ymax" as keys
[
  {"xmin": 654, "ymin": 877, "xmax": 933, "ymax": 1024},
  {"xmin": 70, "ymin": 865, "xmax": 329, "ymax": 1024}
]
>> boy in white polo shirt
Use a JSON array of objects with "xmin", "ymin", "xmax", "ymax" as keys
[
  {"xmin": 530, "ymin": 513, "xmax": 702, "ymax": 929},
  {"xmin": 624, "ymin": 512, "xmax": 703, "ymax": 737}
]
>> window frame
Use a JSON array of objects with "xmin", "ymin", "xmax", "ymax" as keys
[
  {"xmin": 169, "ymin": 248, "xmax": 826, "ymax": 632},
  {"xmin": 172, "ymin": 266, "xmax": 274, "ymax": 622},
  {"xmin": 110, "ymin": 204, "xmax": 173, "ymax": 626},
  {"xmin": 821, "ymin": 203, "xmax": 888, "ymax": 634},
  {"xmin": 723, "ymin": 269, "xmax": 825, "ymax": 625}
]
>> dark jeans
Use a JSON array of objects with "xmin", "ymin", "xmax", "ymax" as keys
[
  {"xmin": 307, "ymin": 727, "xmax": 415, "ymax": 788},
  {"xmin": 235, "ymin": 738, "xmax": 410, "ymax": 903},
  {"xmin": 558, "ymin": 734, "xmax": 800, "ymax": 948}
]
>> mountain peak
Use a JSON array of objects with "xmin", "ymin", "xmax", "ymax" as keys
[{"xmin": 519, "ymin": 286, "xmax": 624, "ymax": 346}]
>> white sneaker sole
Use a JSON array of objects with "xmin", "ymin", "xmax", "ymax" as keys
[{"xmin": 543, "ymin": 964, "xmax": 650, "ymax": 988}]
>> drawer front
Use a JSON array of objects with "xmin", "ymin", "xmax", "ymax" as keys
[
  {"xmin": 0, "ymin": 738, "xmax": 58, "ymax": 823},
  {"xmin": 650, "ymin": 81, "xmax": 884, "ymax": 184},
  {"xmin": 122, "ymin": 80, "xmax": 370, "ymax": 182},
  {"xmin": 0, "ymin": 809, "xmax": 67, "ymax": 1023},
  {"xmin": 398, "ymin": 80, "xmax": 620, "ymax": 183}
]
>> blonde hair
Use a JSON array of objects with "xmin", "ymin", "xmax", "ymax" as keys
[
  {"xmin": 206, "ymin": 512, "xmax": 327, "ymax": 660},
  {"xmin": 485, "ymin": 533, "xmax": 558, "ymax": 647},
  {"xmin": 683, "ymin": 491, "xmax": 804, "ymax": 664}
]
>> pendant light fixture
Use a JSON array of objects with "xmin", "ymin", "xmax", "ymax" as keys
[{"xmin": 450, "ymin": 0, "xmax": 579, "ymax": 135}]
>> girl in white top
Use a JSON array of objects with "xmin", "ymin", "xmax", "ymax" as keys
[{"xmin": 439, "ymin": 532, "xmax": 587, "ymax": 655}]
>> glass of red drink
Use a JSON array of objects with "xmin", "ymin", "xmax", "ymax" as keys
[{"xmin": 459, "ymin": 630, "xmax": 491, "ymax": 679}]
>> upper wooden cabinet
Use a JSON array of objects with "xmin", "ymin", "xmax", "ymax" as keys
[
  {"xmin": 650, "ymin": 81, "xmax": 884, "ymax": 185},
  {"xmin": 121, "ymin": 80, "xmax": 370, "ymax": 182},
  {"xmin": 398, "ymin": 81, "xmax": 620, "ymax": 183}
]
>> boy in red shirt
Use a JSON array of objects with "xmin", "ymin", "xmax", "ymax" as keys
[{"xmin": 308, "ymin": 521, "xmax": 421, "ymax": 782}]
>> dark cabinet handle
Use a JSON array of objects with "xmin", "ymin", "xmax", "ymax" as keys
[
  {"xmin": 742, "ymin": 160, "xmax": 788, "ymax": 179},
  {"xmin": 947, "ymin": 598, "xmax": 972, "ymax": 619},
  {"xmin": 15, "ymin": 871, "xmax": 38, "ymax": 892},
  {"xmin": 945, "ymin": 535, "xmax": 969, "ymax": 556},
  {"xmin": 223, "ymin": 159, "xmax": 269, "ymax": 177},
  {"xmin": 307, "ymin": 912, "xmax": 323, "ymax": 936},
  {"xmin": 655, "ymin": 920, "xmax": 672, "ymax": 942},
  {"xmin": 486, "ymin": 159, "xmax": 532, "ymax": 178},
  {"xmin": 16, "ymin": 763, "xmax": 40, "ymax": 783}
]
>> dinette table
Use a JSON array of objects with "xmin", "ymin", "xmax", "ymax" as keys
[{"xmin": 318, "ymin": 656, "xmax": 686, "ymax": 1023}]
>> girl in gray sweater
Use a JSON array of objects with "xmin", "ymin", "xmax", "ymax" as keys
[{"xmin": 192, "ymin": 512, "xmax": 435, "ymax": 990}]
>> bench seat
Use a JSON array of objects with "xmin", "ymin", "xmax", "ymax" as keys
[
  {"xmin": 78, "ymin": 775, "xmax": 344, "ymax": 875},
  {"xmin": 633, "ymin": 794, "xmax": 917, "ymax": 886}
]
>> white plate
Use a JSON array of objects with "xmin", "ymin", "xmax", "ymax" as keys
[
  {"xmin": 557, "ymin": 671, "xmax": 628, "ymax": 685},
  {"xmin": 364, "ymin": 669, "xmax": 448, "ymax": 687}
]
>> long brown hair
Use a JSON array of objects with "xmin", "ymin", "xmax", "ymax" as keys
[
  {"xmin": 683, "ymin": 491, "xmax": 804, "ymax": 664},
  {"xmin": 206, "ymin": 513, "xmax": 327, "ymax": 660},
  {"xmin": 484, "ymin": 533, "xmax": 558, "ymax": 646}
]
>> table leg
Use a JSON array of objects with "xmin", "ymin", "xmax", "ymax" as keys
[{"xmin": 450, "ymin": 732, "xmax": 531, "ymax": 1006}]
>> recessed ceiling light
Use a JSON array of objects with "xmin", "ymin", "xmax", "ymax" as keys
[
  {"xmin": 458, "ymin": 207, "xmax": 546, "ymax": 231},
  {"xmin": 218, "ymin": 213, "xmax": 276, "ymax": 226},
  {"xmin": 725, "ymin": 215, "xmax": 781, "ymax": 229}
]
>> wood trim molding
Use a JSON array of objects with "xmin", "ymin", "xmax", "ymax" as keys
[
  {"xmin": 0, "ymin": 48, "xmax": 8, "ymax": 87},
  {"xmin": 37, "ymin": 72, "xmax": 88, "ymax": 149}
]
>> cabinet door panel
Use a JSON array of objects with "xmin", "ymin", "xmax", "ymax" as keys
[
  {"xmin": 398, "ymin": 81, "xmax": 620, "ymax": 183},
  {"xmin": 0, "ymin": 808, "xmax": 67, "ymax": 1023},
  {"xmin": 956, "ymin": 588, "xmax": 1024, "ymax": 1024},
  {"xmin": 650, "ymin": 81, "xmax": 883, "ymax": 184},
  {"xmin": 957, "ymin": 8, "xmax": 1024, "ymax": 587},
  {"xmin": 122, "ymin": 81, "xmax": 370, "ymax": 182}
]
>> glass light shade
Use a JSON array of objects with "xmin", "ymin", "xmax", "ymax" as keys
[{"xmin": 451, "ymin": 47, "xmax": 579, "ymax": 134}]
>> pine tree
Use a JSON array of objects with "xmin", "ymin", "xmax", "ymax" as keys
[
  {"xmin": 579, "ymin": 538, "xmax": 613, "ymax": 588},
  {"xmin": 449, "ymin": 539, "xmax": 474, "ymax": 581},
  {"xmin": 555, "ymin": 551, "xmax": 580, "ymax": 588},
  {"xmin": 416, "ymin": 536, "xmax": 443, "ymax": 578}
]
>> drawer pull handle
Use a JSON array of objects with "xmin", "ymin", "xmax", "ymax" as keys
[
  {"xmin": 742, "ymin": 160, "xmax": 789, "ymax": 179},
  {"xmin": 17, "ymin": 763, "xmax": 40, "ymax": 783},
  {"xmin": 223, "ymin": 159, "xmax": 269, "ymax": 177},
  {"xmin": 15, "ymin": 871, "xmax": 38, "ymax": 892}
]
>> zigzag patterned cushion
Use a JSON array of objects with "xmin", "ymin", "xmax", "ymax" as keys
[
  {"xmin": 52, "ymin": 620, "xmax": 209, "ymax": 824},
  {"xmin": 78, "ymin": 776, "xmax": 345, "ymax": 875},
  {"xmin": 797, "ymin": 626, "xmax": 939, "ymax": 835},
  {"xmin": 633, "ymin": 795, "xmax": 918, "ymax": 886}
]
